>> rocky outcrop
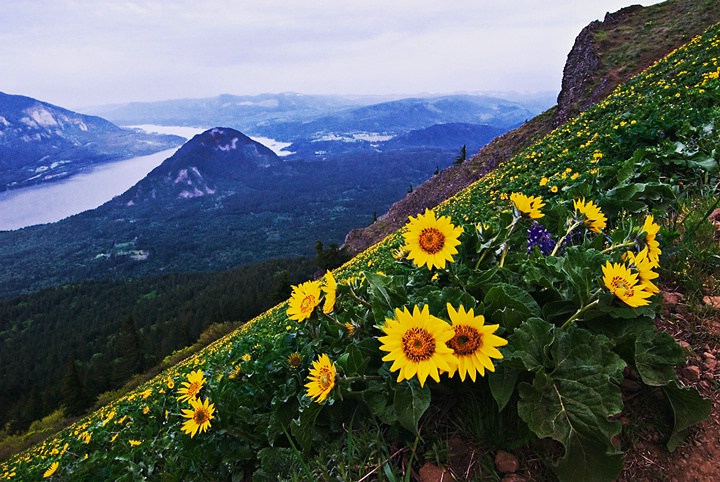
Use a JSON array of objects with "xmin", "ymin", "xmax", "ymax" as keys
[{"xmin": 555, "ymin": 5, "xmax": 644, "ymax": 125}]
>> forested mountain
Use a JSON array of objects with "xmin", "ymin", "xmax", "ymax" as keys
[
  {"xmin": 0, "ymin": 127, "xmax": 454, "ymax": 298},
  {"xmin": 0, "ymin": 92, "xmax": 183, "ymax": 192}
]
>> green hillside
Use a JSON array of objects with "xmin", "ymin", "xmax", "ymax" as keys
[{"xmin": 3, "ymin": 17, "xmax": 720, "ymax": 482}]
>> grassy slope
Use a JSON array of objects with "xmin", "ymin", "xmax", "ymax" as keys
[{"xmin": 3, "ymin": 15, "xmax": 720, "ymax": 482}]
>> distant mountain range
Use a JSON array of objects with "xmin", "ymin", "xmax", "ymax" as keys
[
  {"xmin": 84, "ymin": 92, "xmax": 555, "ymax": 136},
  {"xmin": 0, "ymin": 127, "xmax": 458, "ymax": 297},
  {"xmin": 0, "ymin": 92, "xmax": 184, "ymax": 192},
  {"xmin": 0, "ymin": 90, "xmax": 553, "ymax": 297}
]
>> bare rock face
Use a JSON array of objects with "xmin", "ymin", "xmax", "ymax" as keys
[{"xmin": 555, "ymin": 5, "xmax": 644, "ymax": 125}]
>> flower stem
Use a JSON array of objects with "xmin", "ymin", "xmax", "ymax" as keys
[
  {"xmin": 497, "ymin": 215, "xmax": 521, "ymax": 268},
  {"xmin": 561, "ymin": 297, "xmax": 600, "ymax": 330},
  {"xmin": 348, "ymin": 287, "xmax": 372, "ymax": 309},
  {"xmin": 551, "ymin": 221, "xmax": 583, "ymax": 256},
  {"xmin": 601, "ymin": 240, "xmax": 636, "ymax": 255},
  {"xmin": 320, "ymin": 311, "xmax": 347, "ymax": 330}
]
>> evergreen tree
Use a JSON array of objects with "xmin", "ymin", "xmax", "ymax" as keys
[
  {"xmin": 113, "ymin": 316, "xmax": 145, "ymax": 386},
  {"xmin": 454, "ymin": 144, "xmax": 467, "ymax": 165},
  {"xmin": 60, "ymin": 356, "xmax": 92, "ymax": 416}
]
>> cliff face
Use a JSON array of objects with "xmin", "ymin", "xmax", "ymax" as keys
[
  {"xmin": 342, "ymin": 0, "xmax": 720, "ymax": 255},
  {"xmin": 554, "ymin": 5, "xmax": 644, "ymax": 125}
]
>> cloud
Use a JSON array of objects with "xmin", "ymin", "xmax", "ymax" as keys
[{"xmin": 0, "ymin": 0, "xmax": 663, "ymax": 108}]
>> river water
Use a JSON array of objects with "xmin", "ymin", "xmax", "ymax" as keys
[{"xmin": 0, "ymin": 126, "xmax": 292, "ymax": 231}]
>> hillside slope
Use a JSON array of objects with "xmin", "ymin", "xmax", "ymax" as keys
[
  {"xmin": 0, "ymin": 92, "xmax": 183, "ymax": 192},
  {"xmin": 2, "ymin": 7, "xmax": 719, "ymax": 481},
  {"xmin": 343, "ymin": 0, "xmax": 720, "ymax": 254}
]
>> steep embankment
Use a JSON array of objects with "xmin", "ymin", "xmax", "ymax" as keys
[{"xmin": 343, "ymin": 0, "xmax": 720, "ymax": 254}]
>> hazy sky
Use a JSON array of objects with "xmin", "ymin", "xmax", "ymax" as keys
[{"xmin": 2, "ymin": 0, "xmax": 663, "ymax": 110}]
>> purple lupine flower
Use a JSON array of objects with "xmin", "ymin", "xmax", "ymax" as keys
[{"xmin": 527, "ymin": 222, "xmax": 556, "ymax": 255}]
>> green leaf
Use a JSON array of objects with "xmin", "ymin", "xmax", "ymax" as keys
[
  {"xmin": 488, "ymin": 364, "xmax": 520, "ymax": 412},
  {"xmin": 362, "ymin": 381, "xmax": 397, "ymax": 425},
  {"xmin": 552, "ymin": 432, "xmax": 624, "ymax": 482},
  {"xmin": 344, "ymin": 343, "xmax": 370, "ymax": 376},
  {"xmin": 504, "ymin": 317, "xmax": 554, "ymax": 371},
  {"xmin": 586, "ymin": 317, "xmax": 685, "ymax": 386},
  {"xmin": 516, "ymin": 324, "xmax": 626, "ymax": 482},
  {"xmin": 484, "ymin": 283, "xmax": 542, "ymax": 332},
  {"xmin": 364, "ymin": 271, "xmax": 393, "ymax": 307},
  {"xmin": 394, "ymin": 380, "xmax": 431, "ymax": 435},
  {"xmin": 290, "ymin": 401, "xmax": 323, "ymax": 452},
  {"xmin": 662, "ymin": 381, "xmax": 711, "ymax": 452},
  {"xmin": 635, "ymin": 329, "xmax": 685, "ymax": 386}
]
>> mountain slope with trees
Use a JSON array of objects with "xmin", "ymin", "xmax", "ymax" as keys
[{"xmin": 0, "ymin": 92, "xmax": 183, "ymax": 192}]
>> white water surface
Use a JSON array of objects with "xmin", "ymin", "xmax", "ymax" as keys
[{"xmin": 0, "ymin": 148, "xmax": 179, "ymax": 231}]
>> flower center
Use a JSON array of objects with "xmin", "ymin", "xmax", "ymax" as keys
[
  {"xmin": 186, "ymin": 382, "xmax": 201, "ymax": 398},
  {"xmin": 288, "ymin": 354, "xmax": 302, "ymax": 369},
  {"xmin": 418, "ymin": 228, "xmax": 446, "ymax": 254},
  {"xmin": 317, "ymin": 367, "xmax": 334, "ymax": 391},
  {"xmin": 447, "ymin": 325, "xmax": 482, "ymax": 356},
  {"xmin": 194, "ymin": 408, "xmax": 209, "ymax": 424},
  {"xmin": 300, "ymin": 295, "xmax": 317, "ymax": 313},
  {"xmin": 611, "ymin": 276, "xmax": 634, "ymax": 298},
  {"xmin": 401, "ymin": 327, "xmax": 436, "ymax": 362}
]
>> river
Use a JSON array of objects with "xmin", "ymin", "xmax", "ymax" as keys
[{"xmin": 0, "ymin": 126, "xmax": 292, "ymax": 231}]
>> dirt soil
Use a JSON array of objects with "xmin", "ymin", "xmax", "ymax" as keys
[{"xmin": 615, "ymin": 290, "xmax": 720, "ymax": 482}]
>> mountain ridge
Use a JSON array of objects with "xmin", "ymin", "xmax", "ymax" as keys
[{"xmin": 0, "ymin": 92, "xmax": 184, "ymax": 192}]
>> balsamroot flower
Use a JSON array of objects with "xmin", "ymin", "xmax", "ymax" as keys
[
  {"xmin": 510, "ymin": 192, "xmax": 545, "ymax": 219},
  {"xmin": 180, "ymin": 397, "xmax": 215, "ymax": 438},
  {"xmin": 403, "ymin": 209, "xmax": 464, "ymax": 270},
  {"xmin": 305, "ymin": 354, "xmax": 336, "ymax": 403},
  {"xmin": 287, "ymin": 352, "xmax": 302, "ymax": 369},
  {"xmin": 322, "ymin": 271, "xmax": 337, "ymax": 314},
  {"xmin": 574, "ymin": 198, "xmax": 607, "ymax": 233},
  {"xmin": 287, "ymin": 280, "xmax": 322, "ymax": 322},
  {"xmin": 639, "ymin": 215, "xmax": 661, "ymax": 268},
  {"xmin": 43, "ymin": 461, "xmax": 59, "ymax": 478},
  {"xmin": 177, "ymin": 370, "xmax": 206, "ymax": 403},
  {"xmin": 378, "ymin": 305, "xmax": 457, "ymax": 387},
  {"xmin": 602, "ymin": 261, "xmax": 654, "ymax": 307},
  {"xmin": 625, "ymin": 248, "xmax": 660, "ymax": 294},
  {"xmin": 445, "ymin": 304, "xmax": 507, "ymax": 382}
]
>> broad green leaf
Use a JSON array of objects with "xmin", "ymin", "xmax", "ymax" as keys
[
  {"xmin": 290, "ymin": 401, "xmax": 323, "ymax": 452},
  {"xmin": 542, "ymin": 300, "xmax": 579, "ymax": 324},
  {"xmin": 552, "ymin": 432, "xmax": 624, "ymax": 482},
  {"xmin": 517, "ymin": 324, "xmax": 626, "ymax": 482},
  {"xmin": 488, "ymin": 364, "xmax": 520, "ymax": 412},
  {"xmin": 503, "ymin": 317, "xmax": 554, "ymax": 371},
  {"xmin": 343, "ymin": 343, "xmax": 370, "ymax": 376},
  {"xmin": 635, "ymin": 329, "xmax": 685, "ymax": 386},
  {"xmin": 484, "ymin": 283, "xmax": 542, "ymax": 332},
  {"xmin": 362, "ymin": 381, "xmax": 397, "ymax": 425},
  {"xmin": 394, "ymin": 380, "xmax": 431, "ymax": 435},
  {"xmin": 365, "ymin": 271, "xmax": 394, "ymax": 309},
  {"xmin": 615, "ymin": 157, "xmax": 638, "ymax": 185},
  {"xmin": 662, "ymin": 381, "xmax": 711, "ymax": 452},
  {"xmin": 586, "ymin": 317, "xmax": 685, "ymax": 386}
]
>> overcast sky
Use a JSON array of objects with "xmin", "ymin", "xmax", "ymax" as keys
[{"xmin": 1, "ymin": 0, "xmax": 663, "ymax": 110}]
